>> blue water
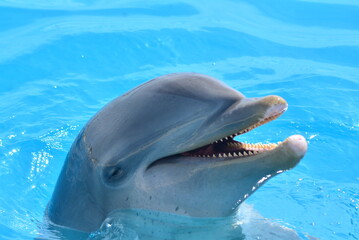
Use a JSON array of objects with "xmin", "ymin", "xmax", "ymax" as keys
[{"xmin": 0, "ymin": 0, "xmax": 358, "ymax": 239}]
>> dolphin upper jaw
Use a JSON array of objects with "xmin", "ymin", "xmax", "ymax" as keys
[
  {"xmin": 154, "ymin": 95, "xmax": 288, "ymax": 163},
  {"xmin": 87, "ymin": 93, "xmax": 289, "ymax": 173},
  {"xmin": 149, "ymin": 95, "xmax": 289, "ymax": 164}
]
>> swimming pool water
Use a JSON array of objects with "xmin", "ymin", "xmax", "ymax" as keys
[{"xmin": 0, "ymin": 0, "xmax": 358, "ymax": 239}]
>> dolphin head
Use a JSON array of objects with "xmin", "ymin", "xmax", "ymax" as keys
[{"xmin": 48, "ymin": 73, "xmax": 307, "ymax": 232}]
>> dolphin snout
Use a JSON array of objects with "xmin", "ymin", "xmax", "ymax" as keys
[
  {"xmin": 258, "ymin": 95, "xmax": 288, "ymax": 119},
  {"xmin": 259, "ymin": 95, "xmax": 287, "ymax": 106},
  {"xmin": 284, "ymin": 135, "xmax": 308, "ymax": 159},
  {"xmin": 232, "ymin": 95, "xmax": 287, "ymax": 116},
  {"xmin": 274, "ymin": 135, "xmax": 308, "ymax": 170}
]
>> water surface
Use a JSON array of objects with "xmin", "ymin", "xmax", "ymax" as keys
[{"xmin": 0, "ymin": 0, "xmax": 358, "ymax": 239}]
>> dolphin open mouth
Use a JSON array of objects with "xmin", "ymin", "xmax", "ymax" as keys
[
  {"xmin": 48, "ymin": 73, "xmax": 308, "ymax": 232},
  {"xmin": 181, "ymin": 109, "xmax": 286, "ymax": 159}
]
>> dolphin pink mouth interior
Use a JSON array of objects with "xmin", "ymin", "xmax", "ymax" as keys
[{"xmin": 181, "ymin": 109, "xmax": 286, "ymax": 158}]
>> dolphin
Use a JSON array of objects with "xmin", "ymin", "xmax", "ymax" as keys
[{"xmin": 46, "ymin": 73, "xmax": 307, "ymax": 233}]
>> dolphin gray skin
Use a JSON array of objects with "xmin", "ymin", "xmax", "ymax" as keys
[{"xmin": 47, "ymin": 73, "xmax": 307, "ymax": 233}]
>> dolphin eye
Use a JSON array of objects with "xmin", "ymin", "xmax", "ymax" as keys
[{"xmin": 103, "ymin": 165, "xmax": 126, "ymax": 183}]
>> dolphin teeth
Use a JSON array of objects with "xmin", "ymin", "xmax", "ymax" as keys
[
  {"xmin": 212, "ymin": 154, "xmax": 216, "ymax": 158},
  {"xmin": 228, "ymin": 152, "xmax": 232, "ymax": 157},
  {"xmin": 237, "ymin": 152, "xmax": 243, "ymax": 156},
  {"xmin": 220, "ymin": 139, "xmax": 223, "ymax": 142},
  {"xmin": 233, "ymin": 152, "xmax": 238, "ymax": 157},
  {"xmin": 248, "ymin": 151, "xmax": 253, "ymax": 155},
  {"xmin": 223, "ymin": 153, "xmax": 227, "ymax": 157},
  {"xmin": 207, "ymin": 155, "xmax": 210, "ymax": 158},
  {"xmin": 243, "ymin": 152, "xmax": 248, "ymax": 156},
  {"xmin": 219, "ymin": 153, "xmax": 223, "ymax": 157}
]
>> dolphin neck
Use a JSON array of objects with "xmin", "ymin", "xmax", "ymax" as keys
[{"xmin": 48, "ymin": 133, "xmax": 106, "ymax": 232}]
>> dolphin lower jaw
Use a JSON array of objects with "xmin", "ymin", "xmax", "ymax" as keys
[{"xmin": 141, "ymin": 135, "xmax": 306, "ymax": 219}]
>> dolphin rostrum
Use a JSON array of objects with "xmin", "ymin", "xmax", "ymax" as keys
[{"xmin": 46, "ymin": 73, "xmax": 307, "ymax": 233}]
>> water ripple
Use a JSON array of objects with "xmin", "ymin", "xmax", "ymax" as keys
[{"xmin": 0, "ymin": 1, "xmax": 359, "ymax": 64}]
